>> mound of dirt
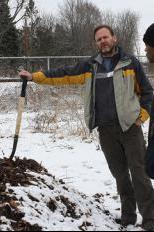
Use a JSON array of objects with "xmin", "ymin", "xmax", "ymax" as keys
[
  {"xmin": 0, "ymin": 158, "xmax": 47, "ymax": 188},
  {"xmin": 0, "ymin": 157, "xmax": 118, "ymax": 231},
  {"xmin": 0, "ymin": 158, "xmax": 47, "ymax": 231}
]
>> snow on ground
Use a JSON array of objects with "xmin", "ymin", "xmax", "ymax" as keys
[{"xmin": 0, "ymin": 112, "xmax": 151, "ymax": 231}]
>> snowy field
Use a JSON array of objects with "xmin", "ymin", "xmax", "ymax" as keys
[{"xmin": 0, "ymin": 110, "xmax": 152, "ymax": 231}]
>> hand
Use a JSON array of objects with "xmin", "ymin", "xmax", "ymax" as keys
[
  {"xmin": 135, "ymin": 118, "xmax": 143, "ymax": 127},
  {"xmin": 19, "ymin": 70, "xmax": 32, "ymax": 81}
]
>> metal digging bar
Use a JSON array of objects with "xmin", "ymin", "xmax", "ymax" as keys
[{"xmin": 9, "ymin": 78, "xmax": 28, "ymax": 161}]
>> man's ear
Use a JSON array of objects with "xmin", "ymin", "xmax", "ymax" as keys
[{"xmin": 113, "ymin": 35, "xmax": 117, "ymax": 43}]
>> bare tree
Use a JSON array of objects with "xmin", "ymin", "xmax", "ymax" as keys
[
  {"xmin": 116, "ymin": 10, "xmax": 139, "ymax": 54},
  {"xmin": 101, "ymin": 9, "xmax": 139, "ymax": 55},
  {"xmin": 102, "ymin": 10, "xmax": 117, "ymax": 28},
  {"xmin": 57, "ymin": 0, "xmax": 102, "ymax": 55},
  {"xmin": 32, "ymin": 13, "xmax": 55, "ymax": 56},
  {"xmin": 23, "ymin": 0, "xmax": 40, "ymax": 56},
  {"xmin": 9, "ymin": 0, "xmax": 28, "ymax": 24}
]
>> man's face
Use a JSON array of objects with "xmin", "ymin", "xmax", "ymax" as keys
[
  {"xmin": 95, "ymin": 28, "xmax": 117, "ymax": 56},
  {"xmin": 145, "ymin": 44, "xmax": 154, "ymax": 63}
]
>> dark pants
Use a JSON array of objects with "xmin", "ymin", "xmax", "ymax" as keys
[{"xmin": 98, "ymin": 124, "xmax": 154, "ymax": 225}]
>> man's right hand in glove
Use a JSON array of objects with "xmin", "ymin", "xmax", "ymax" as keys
[{"xmin": 19, "ymin": 70, "xmax": 33, "ymax": 81}]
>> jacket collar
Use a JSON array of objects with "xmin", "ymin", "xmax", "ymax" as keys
[
  {"xmin": 94, "ymin": 53, "xmax": 103, "ymax": 64},
  {"xmin": 93, "ymin": 47, "xmax": 129, "ymax": 65}
]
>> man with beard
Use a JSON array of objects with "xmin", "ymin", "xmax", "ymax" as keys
[{"xmin": 19, "ymin": 25, "xmax": 154, "ymax": 230}]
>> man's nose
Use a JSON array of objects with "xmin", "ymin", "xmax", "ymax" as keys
[{"xmin": 100, "ymin": 38, "xmax": 106, "ymax": 44}]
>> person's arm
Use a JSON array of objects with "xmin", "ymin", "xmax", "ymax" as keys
[
  {"xmin": 133, "ymin": 57, "xmax": 153, "ymax": 125},
  {"xmin": 19, "ymin": 60, "xmax": 92, "ymax": 86}
]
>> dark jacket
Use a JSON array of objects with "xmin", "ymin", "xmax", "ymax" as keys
[{"xmin": 32, "ymin": 48, "xmax": 153, "ymax": 132}]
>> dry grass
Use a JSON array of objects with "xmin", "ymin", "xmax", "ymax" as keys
[{"xmin": 29, "ymin": 85, "xmax": 90, "ymax": 140}]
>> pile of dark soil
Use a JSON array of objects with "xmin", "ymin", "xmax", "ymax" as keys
[
  {"xmin": 0, "ymin": 158, "xmax": 46, "ymax": 231},
  {"xmin": 0, "ymin": 157, "xmax": 47, "ymax": 188}
]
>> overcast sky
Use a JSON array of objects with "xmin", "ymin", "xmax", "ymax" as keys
[{"xmin": 35, "ymin": 0, "xmax": 154, "ymax": 55}]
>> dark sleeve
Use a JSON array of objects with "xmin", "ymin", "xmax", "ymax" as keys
[
  {"xmin": 133, "ymin": 57, "xmax": 154, "ymax": 114},
  {"xmin": 32, "ymin": 59, "xmax": 92, "ymax": 86},
  {"xmin": 43, "ymin": 59, "xmax": 91, "ymax": 78}
]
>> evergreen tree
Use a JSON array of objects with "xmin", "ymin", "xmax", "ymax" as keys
[{"xmin": 0, "ymin": 0, "xmax": 19, "ymax": 56}]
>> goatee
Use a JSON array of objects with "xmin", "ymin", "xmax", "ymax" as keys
[{"xmin": 101, "ymin": 46, "xmax": 116, "ymax": 57}]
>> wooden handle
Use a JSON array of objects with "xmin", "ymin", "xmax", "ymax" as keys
[{"xmin": 15, "ymin": 97, "xmax": 25, "ymax": 135}]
